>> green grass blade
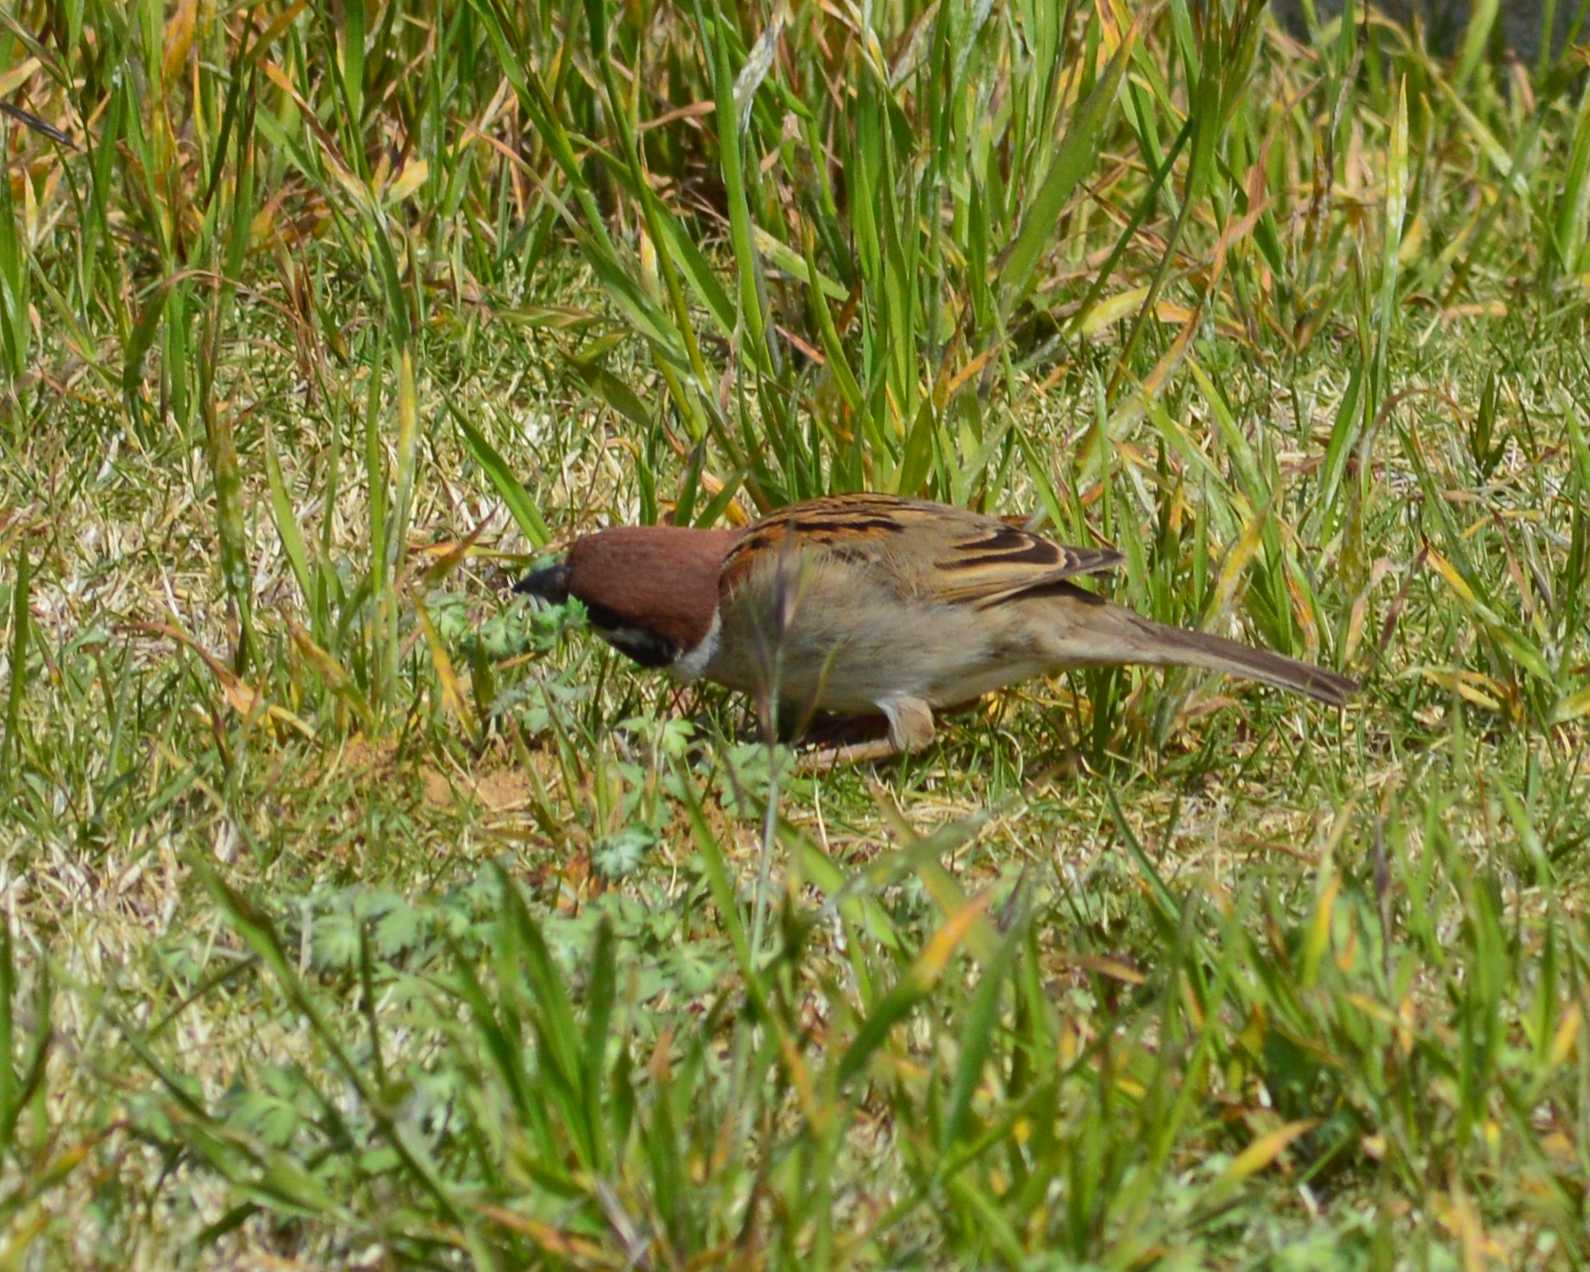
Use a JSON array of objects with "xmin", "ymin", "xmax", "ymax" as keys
[{"xmin": 450, "ymin": 402, "xmax": 552, "ymax": 549}]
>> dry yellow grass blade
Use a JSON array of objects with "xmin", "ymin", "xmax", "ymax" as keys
[
  {"xmin": 126, "ymin": 620, "xmax": 313, "ymax": 738},
  {"xmin": 1219, "ymin": 1119, "xmax": 1321, "ymax": 1186}
]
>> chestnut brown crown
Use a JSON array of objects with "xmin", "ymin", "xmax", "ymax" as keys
[{"xmin": 515, "ymin": 525, "xmax": 739, "ymax": 667}]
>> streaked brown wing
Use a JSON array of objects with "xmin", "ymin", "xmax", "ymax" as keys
[
  {"xmin": 928, "ymin": 519, "xmax": 1122, "ymax": 607},
  {"xmin": 719, "ymin": 494, "xmax": 913, "ymax": 593},
  {"xmin": 720, "ymin": 493, "xmax": 1121, "ymax": 606}
]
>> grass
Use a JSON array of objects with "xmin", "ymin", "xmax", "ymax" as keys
[{"xmin": 4, "ymin": 0, "xmax": 1590, "ymax": 1264}]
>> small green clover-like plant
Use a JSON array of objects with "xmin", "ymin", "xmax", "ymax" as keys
[
  {"xmin": 446, "ymin": 580, "xmax": 589, "ymax": 663},
  {"xmin": 426, "ymin": 590, "xmax": 473, "ymax": 645},
  {"xmin": 308, "ymin": 887, "xmax": 427, "ymax": 971},
  {"xmin": 311, "ymin": 903, "xmax": 361, "ymax": 971},
  {"xmin": 488, "ymin": 675, "xmax": 588, "ymax": 733},
  {"xmin": 593, "ymin": 825, "xmax": 655, "ymax": 879},
  {"xmin": 663, "ymin": 941, "xmax": 730, "ymax": 997},
  {"xmin": 708, "ymin": 740, "xmax": 791, "ymax": 818},
  {"xmin": 224, "ymin": 1064, "xmax": 314, "ymax": 1149},
  {"xmin": 656, "ymin": 716, "xmax": 697, "ymax": 760}
]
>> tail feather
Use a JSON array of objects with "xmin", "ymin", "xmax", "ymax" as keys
[{"xmin": 1126, "ymin": 613, "xmax": 1356, "ymax": 706}]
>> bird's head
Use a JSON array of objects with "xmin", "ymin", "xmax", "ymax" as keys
[{"xmin": 515, "ymin": 524, "xmax": 739, "ymax": 675}]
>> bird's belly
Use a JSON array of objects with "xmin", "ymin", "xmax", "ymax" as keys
[
  {"xmin": 706, "ymin": 579, "xmax": 1052, "ymax": 715},
  {"xmin": 919, "ymin": 655, "xmax": 1054, "ymax": 707}
]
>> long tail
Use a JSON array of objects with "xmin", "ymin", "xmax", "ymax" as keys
[{"xmin": 1120, "ymin": 610, "xmax": 1356, "ymax": 705}]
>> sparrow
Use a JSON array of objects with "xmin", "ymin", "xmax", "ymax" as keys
[{"xmin": 514, "ymin": 494, "xmax": 1356, "ymax": 762}]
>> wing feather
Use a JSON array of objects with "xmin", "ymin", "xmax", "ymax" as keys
[{"xmin": 720, "ymin": 493, "xmax": 1121, "ymax": 607}]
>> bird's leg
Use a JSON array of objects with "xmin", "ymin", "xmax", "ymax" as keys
[{"xmin": 798, "ymin": 695, "xmax": 936, "ymax": 769}]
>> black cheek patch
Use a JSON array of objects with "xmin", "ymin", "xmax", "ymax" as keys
[
  {"xmin": 580, "ymin": 600, "xmax": 681, "ymax": 668},
  {"xmin": 580, "ymin": 599, "xmax": 625, "ymax": 631},
  {"xmin": 604, "ymin": 629, "xmax": 680, "ymax": 668}
]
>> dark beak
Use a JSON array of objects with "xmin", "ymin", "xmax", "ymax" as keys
[{"xmin": 513, "ymin": 562, "xmax": 571, "ymax": 603}]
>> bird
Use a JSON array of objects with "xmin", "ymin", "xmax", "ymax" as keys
[{"xmin": 514, "ymin": 493, "xmax": 1356, "ymax": 763}]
